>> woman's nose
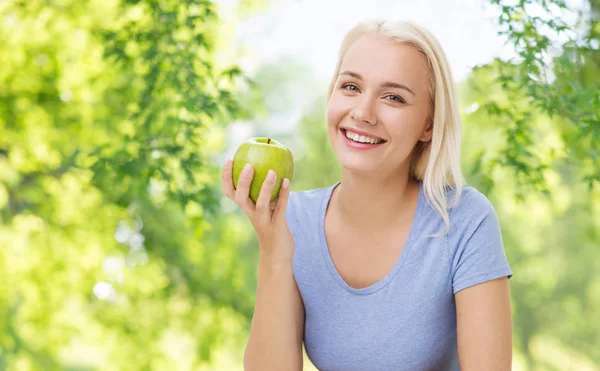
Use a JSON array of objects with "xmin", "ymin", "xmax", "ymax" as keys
[{"xmin": 350, "ymin": 97, "xmax": 377, "ymax": 126}]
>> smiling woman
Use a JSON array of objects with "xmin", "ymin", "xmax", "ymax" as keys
[
  {"xmin": 225, "ymin": 19, "xmax": 513, "ymax": 371},
  {"xmin": 326, "ymin": 24, "xmax": 464, "ymax": 235}
]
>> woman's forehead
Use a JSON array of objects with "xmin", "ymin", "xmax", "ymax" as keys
[{"xmin": 340, "ymin": 35, "xmax": 429, "ymax": 88}]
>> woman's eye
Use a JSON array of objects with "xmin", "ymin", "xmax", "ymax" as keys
[
  {"xmin": 386, "ymin": 94, "xmax": 405, "ymax": 104},
  {"xmin": 342, "ymin": 83, "xmax": 359, "ymax": 92}
]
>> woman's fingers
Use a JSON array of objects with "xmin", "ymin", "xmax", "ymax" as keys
[
  {"xmin": 234, "ymin": 163, "xmax": 256, "ymax": 213},
  {"xmin": 256, "ymin": 170, "xmax": 276, "ymax": 225},
  {"xmin": 224, "ymin": 160, "xmax": 289, "ymax": 228},
  {"xmin": 273, "ymin": 178, "xmax": 291, "ymax": 222},
  {"xmin": 221, "ymin": 158, "xmax": 235, "ymax": 199}
]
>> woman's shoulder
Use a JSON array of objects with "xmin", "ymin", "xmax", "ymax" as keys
[
  {"xmin": 415, "ymin": 183, "xmax": 499, "ymax": 237},
  {"xmin": 448, "ymin": 184, "xmax": 497, "ymax": 216},
  {"xmin": 288, "ymin": 182, "xmax": 338, "ymax": 206},
  {"xmin": 442, "ymin": 183, "xmax": 501, "ymax": 236},
  {"xmin": 286, "ymin": 182, "xmax": 339, "ymax": 223},
  {"xmin": 443, "ymin": 184, "xmax": 513, "ymax": 292}
]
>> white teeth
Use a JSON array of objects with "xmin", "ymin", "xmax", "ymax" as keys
[{"xmin": 344, "ymin": 130, "xmax": 382, "ymax": 144}]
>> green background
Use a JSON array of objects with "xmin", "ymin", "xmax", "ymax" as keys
[{"xmin": 1, "ymin": 0, "xmax": 598, "ymax": 369}]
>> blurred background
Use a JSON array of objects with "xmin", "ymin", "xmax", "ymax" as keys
[{"xmin": 1, "ymin": 0, "xmax": 599, "ymax": 369}]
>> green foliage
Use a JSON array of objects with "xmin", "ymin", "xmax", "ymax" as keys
[
  {"xmin": 458, "ymin": 1, "xmax": 600, "ymax": 368},
  {"xmin": 460, "ymin": 64, "xmax": 600, "ymax": 369},
  {"xmin": 481, "ymin": 0, "xmax": 600, "ymax": 192},
  {"xmin": 0, "ymin": 0, "xmax": 253, "ymax": 369},
  {"xmin": 293, "ymin": 96, "xmax": 342, "ymax": 191}
]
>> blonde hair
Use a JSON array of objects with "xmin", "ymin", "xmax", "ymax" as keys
[{"xmin": 327, "ymin": 20, "xmax": 465, "ymax": 235}]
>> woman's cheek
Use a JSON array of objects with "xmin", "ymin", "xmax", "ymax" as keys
[{"xmin": 326, "ymin": 94, "xmax": 348, "ymax": 127}]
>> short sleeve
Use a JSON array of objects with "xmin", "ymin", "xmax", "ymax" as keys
[{"xmin": 451, "ymin": 196, "xmax": 513, "ymax": 294}]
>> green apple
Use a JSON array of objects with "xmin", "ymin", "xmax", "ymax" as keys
[{"xmin": 232, "ymin": 137, "xmax": 294, "ymax": 203}]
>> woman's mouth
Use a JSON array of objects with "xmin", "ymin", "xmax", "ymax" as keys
[{"xmin": 340, "ymin": 129, "xmax": 386, "ymax": 150}]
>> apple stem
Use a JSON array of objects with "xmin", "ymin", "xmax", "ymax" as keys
[{"xmin": 267, "ymin": 138, "xmax": 271, "ymax": 144}]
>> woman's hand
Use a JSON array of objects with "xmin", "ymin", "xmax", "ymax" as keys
[{"xmin": 221, "ymin": 159, "xmax": 294, "ymax": 262}]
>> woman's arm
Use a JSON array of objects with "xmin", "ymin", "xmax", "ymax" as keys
[
  {"xmin": 220, "ymin": 160, "xmax": 304, "ymax": 371},
  {"xmin": 244, "ymin": 256, "xmax": 305, "ymax": 371},
  {"xmin": 455, "ymin": 277, "xmax": 513, "ymax": 370}
]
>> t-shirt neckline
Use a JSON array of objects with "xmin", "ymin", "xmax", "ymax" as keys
[{"xmin": 318, "ymin": 180, "xmax": 425, "ymax": 295}]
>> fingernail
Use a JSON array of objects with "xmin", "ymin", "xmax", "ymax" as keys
[
  {"xmin": 282, "ymin": 178, "xmax": 290, "ymax": 189},
  {"xmin": 266, "ymin": 170, "xmax": 275, "ymax": 182},
  {"xmin": 225, "ymin": 158, "xmax": 232, "ymax": 167},
  {"xmin": 242, "ymin": 163, "xmax": 252, "ymax": 174}
]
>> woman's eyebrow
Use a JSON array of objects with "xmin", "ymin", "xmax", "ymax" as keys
[{"xmin": 339, "ymin": 70, "xmax": 415, "ymax": 96}]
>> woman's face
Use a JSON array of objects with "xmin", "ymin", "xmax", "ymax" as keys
[{"xmin": 326, "ymin": 35, "xmax": 433, "ymax": 177}]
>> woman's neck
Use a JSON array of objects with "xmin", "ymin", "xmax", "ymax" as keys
[{"xmin": 331, "ymin": 170, "xmax": 420, "ymax": 232}]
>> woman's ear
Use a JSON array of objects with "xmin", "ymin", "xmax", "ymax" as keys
[{"xmin": 420, "ymin": 120, "xmax": 433, "ymax": 142}]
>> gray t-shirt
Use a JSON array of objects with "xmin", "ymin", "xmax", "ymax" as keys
[{"xmin": 286, "ymin": 181, "xmax": 513, "ymax": 371}]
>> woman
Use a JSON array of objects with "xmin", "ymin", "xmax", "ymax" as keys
[{"xmin": 222, "ymin": 19, "xmax": 513, "ymax": 371}]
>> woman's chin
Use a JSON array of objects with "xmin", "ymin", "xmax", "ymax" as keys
[
  {"xmin": 331, "ymin": 140, "xmax": 386, "ymax": 175},
  {"xmin": 337, "ymin": 157, "xmax": 378, "ymax": 175}
]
